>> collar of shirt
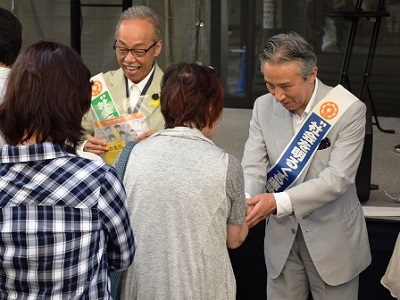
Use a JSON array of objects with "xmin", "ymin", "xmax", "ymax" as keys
[
  {"xmin": 292, "ymin": 79, "xmax": 319, "ymax": 132},
  {"xmin": 127, "ymin": 65, "xmax": 155, "ymax": 95},
  {"xmin": 0, "ymin": 67, "xmax": 11, "ymax": 97},
  {"xmin": 0, "ymin": 66, "xmax": 11, "ymax": 82},
  {"xmin": 0, "ymin": 142, "xmax": 73, "ymax": 164}
]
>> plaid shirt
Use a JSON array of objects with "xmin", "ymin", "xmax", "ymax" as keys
[{"xmin": 0, "ymin": 143, "xmax": 135, "ymax": 299}]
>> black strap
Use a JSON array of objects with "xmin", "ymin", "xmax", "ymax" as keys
[
  {"xmin": 114, "ymin": 140, "xmax": 137, "ymax": 180},
  {"xmin": 110, "ymin": 140, "xmax": 137, "ymax": 300}
]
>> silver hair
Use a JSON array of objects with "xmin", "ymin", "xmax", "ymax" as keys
[
  {"xmin": 259, "ymin": 31, "xmax": 317, "ymax": 79},
  {"xmin": 115, "ymin": 5, "xmax": 162, "ymax": 41}
]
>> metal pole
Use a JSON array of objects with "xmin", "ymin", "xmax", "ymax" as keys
[
  {"xmin": 11, "ymin": 0, "xmax": 18, "ymax": 15},
  {"xmin": 164, "ymin": 0, "xmax": 172, "ymax": 66},
  {"xmin": 338, "ymin": 0, "xmax": 364, "ymax": 88},
  {"xmin": 195, "ymin": 0, "xmax": 205, "ymax": 65},
  {"xmin": 70, "ymin": 0, "xmax": 81, "ymax": 53}
]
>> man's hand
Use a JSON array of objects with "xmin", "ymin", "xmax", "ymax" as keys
[
  {"xmin": 83, "ymin": 129, "xmax": 156, "ymax": 155},
  {"xmin": 246, "ymin": 193, "xmax": 277, "ymax": 228},
  {"xmin": 84, "ymin": 136, "xmax": 108, "ymax": 154},
  {"xmin": 136, "ymin": 130, "xmax": 156, "ymax": 142}
]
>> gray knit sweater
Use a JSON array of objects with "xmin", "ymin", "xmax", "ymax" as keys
[{"xmin": 119, "ymin": 127, "xmax": 246, "ymax": 300}]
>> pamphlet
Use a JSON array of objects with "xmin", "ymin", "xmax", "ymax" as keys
[{"xmin": 90, "ymin": 73, "xmax": 149, "ymax": 164}]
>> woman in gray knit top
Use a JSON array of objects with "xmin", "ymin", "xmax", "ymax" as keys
[{"xmin": 118, "ymin": 63, "xmax": 249, "ymax": 300}]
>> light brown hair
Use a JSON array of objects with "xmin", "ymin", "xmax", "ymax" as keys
[{"xmin": 161, "ymin": 63, "xmax": 224, "ymax": 130}]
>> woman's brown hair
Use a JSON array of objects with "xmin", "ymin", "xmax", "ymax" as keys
[
  {"xmin": 161, "ymin": 63, "xmax": 224, "ymax": 130},
  {"xmin": 0, "ymin": 41, "xmax": 92, "ymax": 152}
]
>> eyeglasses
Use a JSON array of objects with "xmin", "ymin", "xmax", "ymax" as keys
[{"xmin": 113, "ymin": 40, "xmax": 159, "ymax": 57}]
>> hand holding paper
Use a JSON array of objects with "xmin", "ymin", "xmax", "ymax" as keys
[{"xmin": 84, "ymin": 136, "xmax": 108, "ymax": 154}]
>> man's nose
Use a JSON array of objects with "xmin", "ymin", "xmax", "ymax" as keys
[
  {"xmin": 124, "ymin": 51, "xmax": 137, "ymax": 62},
  {"xmin": 273, "ymin": 87, "xmax": 285, "ymax": 102}
]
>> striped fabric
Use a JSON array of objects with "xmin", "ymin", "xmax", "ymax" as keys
[{"xmin": 0, "ymin": 142, "xmax": 135, "ymax": 299}]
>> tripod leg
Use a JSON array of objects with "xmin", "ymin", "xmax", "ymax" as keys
[{"xmin": 367, "ymin": 86, "xmax": 395, "ymax": 134}]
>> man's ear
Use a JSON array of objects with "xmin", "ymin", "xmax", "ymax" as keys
[
  {"xmin": 154, "ymin": 40, "xmax": 163, "ymax": 57},
  {"xmin": 309, "ymin": 66, "xmax": 318, "ymax": 83}
]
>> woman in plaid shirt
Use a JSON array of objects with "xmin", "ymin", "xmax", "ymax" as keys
[{"xmin": 0, "ymin": 41, "xmax": 135, "ymax": 299}]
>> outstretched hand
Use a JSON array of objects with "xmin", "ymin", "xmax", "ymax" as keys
[
  {"xmin": 246, "ymin": 193, "xmax": 277, "ymax": 228},
  {"xmin": 136, "ymin": 130, "xmax": 157, "ymax": 142}
]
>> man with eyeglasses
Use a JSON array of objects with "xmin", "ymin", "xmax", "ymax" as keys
[{"xmin": 81, "ymin": 5, "xmax": 164, "ymax": 156}]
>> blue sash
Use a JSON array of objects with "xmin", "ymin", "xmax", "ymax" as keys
[{"xmin": 265, "ymin": 85, "xmax": 359, "ymax": 193}]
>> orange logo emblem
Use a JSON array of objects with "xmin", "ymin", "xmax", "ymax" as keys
[
  {"xmin": 320, "ymin": 102, "xmax": 338, "ymax": 120},
  {"xmin": 91, "ymin": 80, "xmax": 102, "ymax": 97}
]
